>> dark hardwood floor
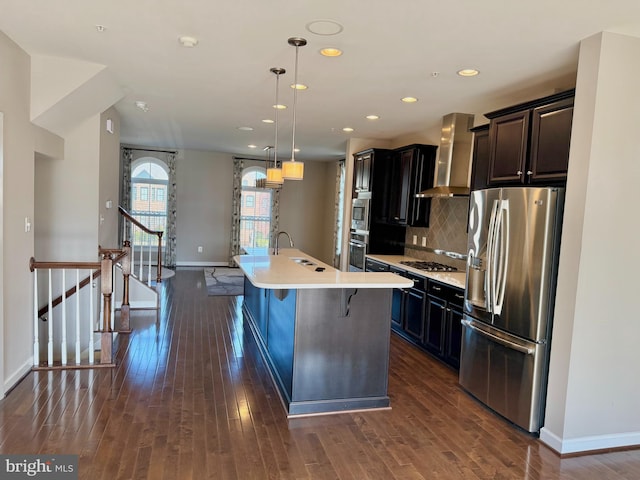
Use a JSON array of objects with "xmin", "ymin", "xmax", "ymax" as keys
[{"xmin": 1, "ymin": 268, "xmax": 639, "ymax": 479}]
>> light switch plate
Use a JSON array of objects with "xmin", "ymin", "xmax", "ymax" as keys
[{"xmin": 421, "ymin": 237, "xmax": 427, "ymax": 247}]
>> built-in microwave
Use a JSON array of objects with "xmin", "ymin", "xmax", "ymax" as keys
[{"xmin": 351, "ymin": 198, "xmax": 370, "ymax": 232}]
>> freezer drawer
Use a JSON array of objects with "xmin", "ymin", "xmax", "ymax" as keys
[{"xmin": 459, "ymin": 316, "xmax": 548, "ymax": 433}]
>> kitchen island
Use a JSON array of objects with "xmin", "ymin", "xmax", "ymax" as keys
[{"xmin": 235, "ymin": 249, "xmax": 412, "ymax": 417}]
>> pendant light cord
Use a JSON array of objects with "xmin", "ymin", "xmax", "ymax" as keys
[
  {"xmin": 274, "ymin": 72, "xmax": 280, "ymax": 168},
  {"xmin": 290, "ymin": 44, "xmax": 299, "ymax": 162}
]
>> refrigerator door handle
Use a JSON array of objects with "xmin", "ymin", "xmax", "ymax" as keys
[
  {"xmin": 493, "ymin": 200, "xmax": 510, "ymax": 315},
  {"xmin": 486, "ymin": 199, "xmax": 500, "ymax": 314},
  {"xmin": 462, "ymin": 319, "xmax": 535, "ymax": 355}
]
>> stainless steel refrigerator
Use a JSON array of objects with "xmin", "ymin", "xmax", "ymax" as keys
[{"xmin": 460, "ymin": 186, "xmax": 564, "ymax": 433}]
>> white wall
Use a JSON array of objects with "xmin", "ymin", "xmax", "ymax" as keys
[
  {"xmin": 176, "ymin": 149, "xmax": 234, "ymax": 265},
  {"xmin": 0, "ymin": 32, "xmax": 36, "ymax": 394},
  {"xmin": 541, "ymin": 31, "xmax": 640, "ymax": 454},
  {"xmin": 35, "ymin": 114, "xmax": 100, "ymax": 261},
  {"xmin": 98, "ymin": 108, "xmax": 121, "ymax": 248}
]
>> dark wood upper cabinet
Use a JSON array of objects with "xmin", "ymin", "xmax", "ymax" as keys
[
  {"xmin": 469, "ymin": 124, "xmax": 490, "ymax": 191},
  {"xmin": 352, "ymin": 150, "xmax": 373, "ymax": 194},
  {"xmin": 485, "ymin": 89, "xmax": 574, "ymax": 187},
  {"xmin": 529, "ymin": 97, "xmax": 574, "ymax": 183},
  {"xmin": 387, "ymin": 144, "xmax": 437, "ymax": 227}
]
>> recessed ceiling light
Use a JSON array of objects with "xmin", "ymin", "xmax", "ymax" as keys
[
  {"xmin": 237, "ymin": 126, "xmax": 253, "ymax": 131},
  {"xmin": 95, "ymin": 25, "xmax": 106, "ymax": 33},
  {"xmin": 273, "ymin": 104, "xmax": 287, "ymax": 110},
  {"xmin": 290, "ymin": 83, "xmax": 308, "ymax": 90},
  {"xmin": 178, "ymin": 36, "xmax": 199, "ymax": 47},
  {"xmin": 320, "ymin": 47, "xmax": 342, "ymax": 57},
  {"xmin": 401, "ymin": 97, "xmax": 418, "ymax": 103},
  {"xmin": 294, "ymin": 148, "xmax": 300, "ymax": 153},
  {"xmin": 305, "ymin": 19, "xmax": 344, "ymax": 36},
  {"xmin": 343, "ymin": 127, "xmax": 354, "ymax": 132},
  {"xmin": 248, "ymin": 144, "xmax": 257, "ymax": 149},
  {"xmin": 135, "ymin": 100, "xmax": 149, "ymax": 112},
  {"xmin": 457, "ymin": 68, "xmax": 479, "ymax": 77},
  {"xmin": 365, "ymin": 115, "xmax": 380, "ymax": 120},
  {"xmin": 262, "ymin": 119, "xmax": 275, "ymax": 124}
]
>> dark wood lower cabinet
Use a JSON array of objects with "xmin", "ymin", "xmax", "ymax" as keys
[{"xmin": 390, "ymin": 274, "xmax": 464, "ymax": 370}]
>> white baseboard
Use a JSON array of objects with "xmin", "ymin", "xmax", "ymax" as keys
[
  {"xmin": 3, "ymin": 358, "xmax": 34, "ymax": 397},
  {"xmin": 540, "ymin": 427, "xmax": 640, "ymax": 454},
  {"xmin": 176, "ymin": 261, "xmax": 229, "ymax": 267}
]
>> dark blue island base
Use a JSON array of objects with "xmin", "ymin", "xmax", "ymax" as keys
[{"xmin": 243, "ymin": 277, "xmax": 393, "ymax": 417}]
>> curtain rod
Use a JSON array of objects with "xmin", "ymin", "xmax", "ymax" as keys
[{"xmin": 124, "ymin": 147, "xmax": 178, "ymax": 154}]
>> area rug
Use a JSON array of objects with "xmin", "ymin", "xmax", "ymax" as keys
[{"xmin": 204, "ymin": 267, "xmax": 244, "ymax": 296}]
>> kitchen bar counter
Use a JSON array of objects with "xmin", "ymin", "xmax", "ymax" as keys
[
  {"xmin": 237, "ymin": 248, "xmax": 413, "ymax": 289},
  {"xmin": 366, "ymin": 254, "xmax": 466, "ymax": 289},
  {"xmin": 236, "ymin": 249, "xmax": 407, "ymax": 417}
]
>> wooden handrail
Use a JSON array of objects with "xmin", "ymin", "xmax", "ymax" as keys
[
  {"xmin": 30, "ymin": 249, "xmax": 128, "ymax": 320},
  {"xmin": 118, "ymin": 205, "xmax": 164, "ymax": 283},
  {"xmin": 118, "ymin": 206, "xmax": 163, "ymax": 239}
]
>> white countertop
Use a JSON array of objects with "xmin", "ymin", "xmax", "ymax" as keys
[
  {"xmin": 366, "ymin": 254, "xmax": 467, "ymax": 290},
  {"xmin": 235, "ymin": 248, "xmax": 413, "ymax": 289}
]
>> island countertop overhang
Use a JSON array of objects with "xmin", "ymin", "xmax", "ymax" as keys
[{"xmin": 235, "ymin": 248, "xmax": 413, "ymax": 289}]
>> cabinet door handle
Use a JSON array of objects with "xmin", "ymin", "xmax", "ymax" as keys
[
  {"xmin": 454, "ymin": 293, "xmax": 464, "ymax": 299},
  {"xmin": 516, "ymin": 170, "xmax": 523, "ymax": 176},
  {"xmin": 432, "ymin": 285, "xmax": 441, "ymax": 291},
  {"xmin": 526, "ymin": 170, "xmax": 533, "ymax": 176}
]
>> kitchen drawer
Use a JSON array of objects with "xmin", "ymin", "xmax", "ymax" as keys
[
  {"xmin": 364, "ymin": 258, "xmax": 389, "ymax": 272},
  {"xmin": 427, "ymin": 280, "xmax": 464, "ymax": 306}
]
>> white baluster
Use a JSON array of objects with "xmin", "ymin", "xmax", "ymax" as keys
[
  {"xmin": 33, "ymin": 268, "xmax": 39, "ymax": 366},
  {"xmin": 111, "ymin": 261, "xmax": 115, "ymax": 331},
  {"xmin": 48, "ymin": 269, "xmax": 53, "ymax": 366},
  {"xmin": 89, "ymin": 269, "xmax": 95, "ymax": 365},
  {"xmin": 147, "ymin": 231, "xmax": 152, "ymax": 285},
  {"xmin": 75, "ymin": 270, "xmax": 81, "ymax": 365},
  {"xmin": 61, "ymin": 269, "xmax": 67, "ymax": 365}
]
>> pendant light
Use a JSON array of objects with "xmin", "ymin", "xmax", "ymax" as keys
[
  {"xmin": 265, "ymin": 67, "xmax": 285, "ymax": 187},
  {"xmin": 282, "ymin": 37, "xmax": 306, "ymax": 181}
]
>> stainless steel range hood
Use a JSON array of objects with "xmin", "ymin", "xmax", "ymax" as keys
[{"xmin": 416, "ymin": 112, "xmax": 475, "ymax": 198}]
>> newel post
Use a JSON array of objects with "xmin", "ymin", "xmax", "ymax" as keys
[
  {"xmin": 156, "ymin": 232, "xmax": 163, "ymax": 284},
  {"xmin": 100, "ymin": 252, "xmax": 114, "ymax": 365},
  {"xmin": 120, "ymin": 240, "xmax": 132, "ymax": 333}
]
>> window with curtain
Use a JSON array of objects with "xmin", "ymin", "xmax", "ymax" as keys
[
  {"xmin": 240, "ymin": 167, "xmax": 272, "ymax": 249},
  {"xmin": 130, "ymin": 158, "xmax": 169, "ymax": 247}
]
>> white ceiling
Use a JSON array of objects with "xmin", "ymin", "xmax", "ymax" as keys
[{"xmin": 2, "ymin": 0, "xmax": 640, "ymax": 161}]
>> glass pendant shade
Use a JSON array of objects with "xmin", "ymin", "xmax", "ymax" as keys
[{"xmin": 281, "ymin": 160, "xmax": 304, "ymax": 180}]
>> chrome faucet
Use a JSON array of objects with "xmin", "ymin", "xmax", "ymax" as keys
[{"xmin": 274, "ymin": 231, "xmax": 294, "ymax": 255}]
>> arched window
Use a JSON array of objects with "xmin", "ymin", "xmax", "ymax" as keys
[
  {"xmin": 240, "ymin": 167, "xmax": 272, "ymax": 249},
  {"xmin": 130, "ymin": 157, "xmax": 169, "ymax": 246}
]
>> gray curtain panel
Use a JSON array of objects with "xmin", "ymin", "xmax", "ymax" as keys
[{"xmin": 229, "ymin": 157, "xmax": 244, "ymax": 266}]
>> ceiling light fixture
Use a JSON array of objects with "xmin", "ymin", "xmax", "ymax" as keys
[
  {"xmin": 265, "ymin": 67, "xmax": 286, "ymax": 188},
  {"xmin": 366, "ymin": 115, "xmax": 380, "ymax": 120},
  {"xmin": 248, "ymin": 144, "xmax": 257, "ymax": 149},
  {"xmin": 237, "ymin": 126, "xmax": 253, "ymax": 131},
  {"xmin": 457, "ymin": 68, "xmax": 479, "ymax": 77},
  {"xmin": 343, "ymin": 127, "xmax": 354, "ymax": 132},
  {"xmin": 262, "ymin": 119, "xmax": 274, "ymax": 124},
  {"xmin": 305, "ymin": 20, "xmax": 344, "ymax": 36},
  {"xmin": 135, "ymin": 100, "xmax": 149, "ymax": 112},
  {"xmin": 282, "ymin": 37, "xmax": 307, "ymax": 181},
  {"xmin": 178, "ymin": 36, "xmax": 199, "ymax": 48},
  {"xmin": 95, "ymin": 25, "xmax": 106, "ymax": 33},
  {"xmin": 273, "ymin": 104, "xmax": 287, "ymax": 110},
  {"xmin": 290, "ymin": 83, "xmax": 308, "ymax": 90},
  {"xmin": 401, "ymin": 96, "xmax": 418, "ymax": 103},
  {"xmin": 320, "ymin": 47, "xmax": 342, "ymax": 57}
]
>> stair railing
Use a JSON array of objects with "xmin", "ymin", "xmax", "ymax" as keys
[
  {"xmin": 29, "ymin": 249, "xmax": 124, "ymax": 368},
  {"xmin": 118, "ymin": 206, "xmax": 163, "ymax": 286}
]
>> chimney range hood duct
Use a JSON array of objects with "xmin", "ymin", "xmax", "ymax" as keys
[{"xmin": 416, "ymin": 112, "xmax": 475, "ymax": 198}]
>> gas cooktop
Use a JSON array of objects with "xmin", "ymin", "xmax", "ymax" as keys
[{"xmin": 399, "ymin": 261, "xmax": 458, "ymax": 272}]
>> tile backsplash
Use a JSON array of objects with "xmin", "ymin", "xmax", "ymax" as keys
[{"xmin": 405, "ymin": 197, "xmax": 469, "ymax": 270}]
